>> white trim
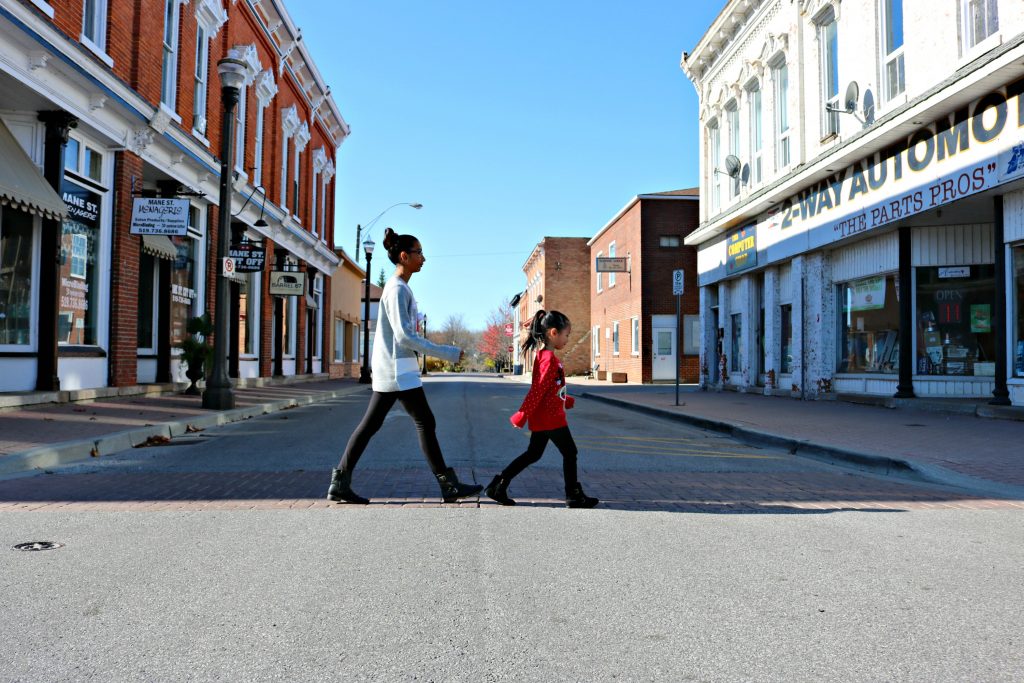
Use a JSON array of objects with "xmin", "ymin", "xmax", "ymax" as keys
[
  {"xmin": 28, "ymin": 0, "xmax": 54, "ymax": 18},
  {"xmin": 79, "ymin": 35, "xmax": 114, "ymax": 68},
  {"xmin": 612, "ymin": 320, "xmax": 620, "ymax": 356},
  {"xmin": 631, "ymin": 316, "xmax": 640, "ymax": 356}
]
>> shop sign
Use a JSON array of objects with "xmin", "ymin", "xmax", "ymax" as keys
[
  {"xmin": 269, "ymin": 270, "xmax": 305, "ymax": 296},
  {"xmin": 938, "ymin": 266, "xmax": 970, "ymax": 278},
  {"xmin": 726, "ymin": 225, "xmax": 757, "ymax": 274},
  {"xmin": 595, "ymin": 257, "xmax": 628, "ymax": 272},
  {"xmin": 228, "ymin": 242, "xmax": 266, "ymax": 272},
  {"xmin": 847, "ymin": 276, "xmax": 886, "ymax": 311},
  {"xmin": 748, "ymin": 76, "xmax": 1024, "ymax": 267},
  {"xmin": 171, "ymin": 284, "xmax": 196, "ymax": 306},
  {"xmin": 129, "ymin": 198, "xmax": 189, "ymax": 235}
]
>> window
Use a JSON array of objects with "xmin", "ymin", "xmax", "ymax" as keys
[
  {"xmin": 82, "ymin": 0, "xmax": 108, "ymax": 52},
  {"xmin": 730, "ymin": 313, "xmax": 742, "ymax": 372},
  {"xmin": 291, "ymin": 147, "xmax": 301, "ymax": 217},
  {"xmin": 280, "ymin": 132, "xmax": 290, "ymax": 208},
  {"xmin": 726, "ymin": 102, "xmax": 740, "ymax": 198},
  {"xmin": 608, "ymin": 242, "xmax": 616, "ymax": 287},
  {"xmin": 613, "ymin": 321, "xmax": 620, "ymax": 355},
  {"xmin": 254, "ymin": 105, "xmax": 266, "ymax": 184},
  {"xmin": 780, "ymin": 304, "xmax": 793, "ymax": 373},
  {"xmin": 593, "ymin": 325, "xmax": 600, "ymax": 357},
  {"xmin": 161, "ymin": 0, "xmax": 180, "ymax": 109},
  {"xmin": 596, "ymin": 251, "xmax": 603, "ymax": 292},
  {"xmin": 708, "ymin": 119, "xmax": 721, "ymax": 212},
  {"xmin": 773, "ymin": 63, "xmax": 790, "ymax": 169},
  {"xmin": 284, "ymin": 294, "xmax": 297, "ymax": 356},
  {"xmin": 137, "ymin": 253, "xmax": 157, "ymax": 350},
  {"xmin": 683, "ymin": 314, "xmax": 701, "ymax": 355},
  {"xmin": 837, "ymin": 275, "xmax": 900, "ymax": 373},
  {"xmin": 659, "ymin": 235, "xmax": 680, "ymax": 248},
  {"xmin": 334, "ymin": 320, "xmax": 345, "ymax": 361},
  {"xmin": 881, "ymin": 0, "xmax": 905, "ymax": 100},
  {"xmin": 235, "ymin": 85, "xmax": 247, "ymax": 171},
  {"xmin": 819, "ymin": 10, "xmax": 840, "ymax": 137},
  {"xmin": 1014, "ymin": 248, "xmax": 1024, "ymax": 377},
  {"xmin": 748, "ymin": 82, "xmax": 763, "ymax": 184},
  {"xmin": 631, "ymin": 317, "xmax": 639, "ymax": 356},
  {"xmin": 239, "ymin": 271, "xmax": 259, "ymax": 357},
  {"xmin": 0, "ymin": 208, "xmax": 35, "ymax": 346},
  {"xmin": 64, "ymin": 138, "xmax": 80, "ymax": 173},
  {"xmin": 916, "ymin": 265, "xmax": 995, "ymax": 376},
  {"xmin": 193, "ymin": 26, "xmax": 209, "ymax": 136},
  {"xmin": 59, "ymin": 178, "xmax": 102, "ymax": 345},
  {"xmin": 960, "ymin": 0, "xmax": 999, "ymax": 52}
]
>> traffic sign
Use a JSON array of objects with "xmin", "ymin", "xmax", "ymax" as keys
[
  {"xmin": 222, "ymin": 257, "xmax": 236, "ymax": 276},
  {"xmin": 507, "ymin": 345, "xmax": 514, "ymax": 354},
  {"xmin": 504, "ymin": 322, "xmax": 514, "ymax": 337},
  {"xmin": 672, "ymin": 269, "xmax": 685, "ymax": 296}
]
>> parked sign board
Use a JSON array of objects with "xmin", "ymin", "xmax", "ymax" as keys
[
  {"xmin": 269, "ymin": 270, "xmax": 305, "ymax": 296},
  {"xmin": 129, "ymin": 198, "xmax": 189, "ymax": 236}
]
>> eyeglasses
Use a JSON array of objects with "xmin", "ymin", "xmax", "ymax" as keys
[{"xmin": 407, "ymin": 249, "xmax": 423, "ymax": 256}]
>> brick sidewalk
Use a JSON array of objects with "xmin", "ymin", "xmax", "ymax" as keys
[
  {"xmin": 570, "ymin": 380, "xmax": 1024, "ymax": 495},
  {"xmin": 0, "ymin": 378, "xmax": 365, "ymax": 458}
]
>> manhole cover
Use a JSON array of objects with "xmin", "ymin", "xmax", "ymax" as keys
[{"xmin": 12, "ymin": 541, "xmax": 64, "ymax": 552}]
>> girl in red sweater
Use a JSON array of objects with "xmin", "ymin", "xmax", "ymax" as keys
[{"xmin": 485, "ymin": 310, "xmax": 599, "ymax": 508}]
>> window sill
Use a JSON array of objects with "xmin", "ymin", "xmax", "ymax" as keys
[
  {"xmin": 156, "ymin": 102, "xmax": 182, "ymax": 125},
  {"xmin": 960, "ymin": 32, "xmax": 1002, "ymax": 64},
  {"xmin": 819, "ymin": 132, "xmax": 839, "ymax": 145},
  {"xmin": 28, "ymin": 0, "xmax": 54, "ymax": 18},
  {"xmin": 79, "ymin": 36, "xmax": 113, "ymax": 68},
  {"xmin": 192, "ymin": 131, "xmax": 210, "ymax": 147}
]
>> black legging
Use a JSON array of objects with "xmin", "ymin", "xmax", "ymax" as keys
[
  {"xmin": 501, "ymin": 426, "xmax": 578, "ymax": 492},
  {"xmin": 338, "ymin": 387, "xmax": 447, "ymax": 474}
]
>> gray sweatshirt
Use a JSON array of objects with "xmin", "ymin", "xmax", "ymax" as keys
[{"xmin": 371, "ymin": 275, "xmax": 460, "ymax": 393}]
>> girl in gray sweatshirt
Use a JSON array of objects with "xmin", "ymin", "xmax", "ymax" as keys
[{"xmin": 327, "ymin": 228, "xmax": 483, "ymax": 504}]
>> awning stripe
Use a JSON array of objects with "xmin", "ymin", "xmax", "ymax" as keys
[
  {"xmin": 0, "ymin": 118, "xmax": 67, "ymax": 222},
  {"xmin": 141, "ymin": 234, "xmax": 178, "ymax": 260}
]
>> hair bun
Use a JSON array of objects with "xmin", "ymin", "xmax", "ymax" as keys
[{"xmin": 382, "ymin": 227, "xmax": 396, "ymax": 250}]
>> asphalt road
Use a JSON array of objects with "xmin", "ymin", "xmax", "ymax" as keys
[{"xmin": 1, "ymin": 376, "xmax": 1022, "ymax": 682}]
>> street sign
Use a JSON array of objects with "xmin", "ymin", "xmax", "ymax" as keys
[
  {"xmin": 672, "ymin": 269, "xmax": 685, "ymax": 296},
  {"xmin": 504, "ymin": 322, "xmax": 514, "ymax": 337},
  {"xmin": 129, "ymin": 198, "xmax": 189, "ymax": 235},
  {"xmin": 221, "ymin": 257, "xmax": 236, "ymax": 276},
  {"xmin": 507, "ymin": 346, "xmax": 514, "ymax": 354},
  {"xmin": 228, "ymin": 242, "xmax": 266, "ymax": 273},
  {"xmin": 596, "ymin": 257, "xmax": 628, "ymax": 272}
]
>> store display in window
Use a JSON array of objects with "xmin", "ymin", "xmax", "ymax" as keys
[{"xmin": 915, "ymin": 266, "xmax": 995, "ymax": 377}]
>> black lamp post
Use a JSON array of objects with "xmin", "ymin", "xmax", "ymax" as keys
[
  {"xmin": 421, "ymin": 313, "xmax": 428, "ymax": 375},
  {"xmin": 358, "ymin": 237, "xmax": 375, "ymax": 384},
  {"xmin": 203, "ymin": 51, "xmax": 249, "ymax": 410}
]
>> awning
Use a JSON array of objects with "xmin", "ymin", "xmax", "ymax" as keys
[
  {"xmin": 0, "ymin": 118, "xmax": 67, "ymax": 221},
  {"xmin": 305, "ymin": 293, "xmax": 318, "ymax": 310},
  {"xmin": 141, "ymin": 234, "xmax": 178, "ymax": 260}
]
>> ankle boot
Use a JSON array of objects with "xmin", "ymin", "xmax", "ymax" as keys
[
  {"xmin": 565, "ymin": 482, "xmax": 599, "ymax": 509},
  {"xmin": 435, "ymin": 468, "xmax": 483, "ymax": 503},
  {"xmin": 326, "ymin": 468, "xmax": 369, "ymax": 505},
  {"xmin": 484, "ymin": 475, "xmax": 516, "ymax": 506}
]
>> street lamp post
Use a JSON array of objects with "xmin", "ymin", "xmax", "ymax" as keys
[
  {"xmin": 358, "ymin": 237, "xmax": 375, "ymax": 384},
  {"xmin": 203, "ymin": 51, "xmax": 249, "ymax": 410}
]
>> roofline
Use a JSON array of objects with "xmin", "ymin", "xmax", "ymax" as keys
[{"xmin": 588, "ymin": 195, "xmax": 700, "ymax": 247}]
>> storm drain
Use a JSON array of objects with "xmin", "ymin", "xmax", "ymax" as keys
[{"xmin": 12, "ymin": 541, "xmax": 64, "ymax": 552}]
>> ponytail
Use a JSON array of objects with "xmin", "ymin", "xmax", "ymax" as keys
[{"xmin": 521, "ymin": 309, "xmax": 571, "ymax": 353}]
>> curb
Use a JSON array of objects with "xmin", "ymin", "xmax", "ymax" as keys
[
  {"xmin": 579, "ymin": 391, "xmax": 1024, "ymax": 500},
  {"xmin": 0, "ymin": 384, "xmax": 369, "ymax": 478}
]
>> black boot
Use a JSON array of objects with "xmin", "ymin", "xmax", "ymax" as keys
[
  {"xmin": 435, "ymin": 468, "xmax": 483, "ymax": 503},
  {"xmin": 327, "ymin": 468, "xmax": 369, "ymax": 505},
  {"xmin": 565, "ymin": 482, "xmax": 599, "ymax": 508},
  {"xmin": 484, "ymin": 474, "xmax": 516, "ymax": 506}
]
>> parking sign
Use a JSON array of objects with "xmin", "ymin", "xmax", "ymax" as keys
[{"xmin": 672, "ymin": 269, "xmax": 684, "ymax": 296}]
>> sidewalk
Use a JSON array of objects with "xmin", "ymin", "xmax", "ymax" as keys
[
  {"xmin": 0, "ymin": 378, "xmax": 367, "ymax": 476},
  {"xmin": 563, "ymin": 377, "xmax": 1024, "ymax": 499}
]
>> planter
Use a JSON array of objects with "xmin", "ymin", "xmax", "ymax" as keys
[
  {"xmin": 597, "ymin": 370, "xmax": 607, "ymax": 381},
  {"xmin": 611, "ymin": 372, "xmax": 627, "ymax": 383}
]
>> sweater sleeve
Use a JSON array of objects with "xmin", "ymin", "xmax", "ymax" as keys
[
  {"xmin": 510, "ymin": 351, "xmax": 558, "ymax": 428},
  {"xmin": 384, "ymin": 284, "xmax": 461, "ymax": 364}
]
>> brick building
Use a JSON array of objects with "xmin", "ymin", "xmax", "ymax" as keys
[
  {"xmin": 0, "ymin": 0, "xmax": 347, "ymax": 394},
  {"xmin": 589, "ymin": 189, "xmax": 701, "ymax": 384},
  {"xmin": 520, "ymin": 237, "xmax": 591, "ymax": 376}
]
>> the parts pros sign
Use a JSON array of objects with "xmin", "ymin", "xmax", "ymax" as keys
[{"xmin": 129, "ymin": 198, "xmax": 189, "ymax": 236}]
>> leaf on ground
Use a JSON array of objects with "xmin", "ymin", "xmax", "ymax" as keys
[
  {"xmin": 185, "ymin": 424, "xmax": 204, "ymax": 433},
  {"xmin": 90, "ymin": 445, "xmax": 100, "ymax": 457},
  {"xmin": 136, "ymin": 435, "xmax": 171, "ymax": 448}
]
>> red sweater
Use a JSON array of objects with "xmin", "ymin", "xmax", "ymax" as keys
[{"xmin": 510, "ymin": 349, "xmax": 575, "ymax": 432}]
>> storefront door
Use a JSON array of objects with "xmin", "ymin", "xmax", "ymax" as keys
[{"xmin": 652, "ymin": 326, "xmax": 676, "ymax": 381}]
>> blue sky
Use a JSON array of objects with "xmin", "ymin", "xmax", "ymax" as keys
[{"xmin": 288, "ymin": 0, "xmax": 724, "ymax": 330}]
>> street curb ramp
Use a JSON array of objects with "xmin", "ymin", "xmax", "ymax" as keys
[
  {"xmin": 579, "ymin": 391, "xmax": 1024, "ymax": 500},
  {"xmin": 0, "ymin": 385, "xmax": 369, "ymax": 478}
]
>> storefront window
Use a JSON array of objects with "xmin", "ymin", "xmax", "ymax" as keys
[
  {"xmin": 916, "ymin": 265, "xmax": 995, "ymax": 376},
  {"xmin": 780, "ymin": 304, "xmax": 793, "ymax": 374},
  {"xmin": 137, "ymin": 254, "xmax": 156, "ymax": 349},
  {"xmin": 238, "ymin": 271, "xmax": 259, "ymax": 356},
  {"xmin": 730, "ymin": 313, "xmax": 741, "ymax": 372},
  {"xmin": 0, "ymin": 208, "xmax": 34, "ymax": 346},
  {"xmin": 837, "ymin": 275, "xmax": 900, "ymax": 373},
  {"xmin": 1012, "ymin": 248, "xmax": 1024, "ymax": 376},
  {"xmin": 282, "ymin": 296, "xmax": 294, "ymax": 356},
  {"xmin": 169, "ymin": 236, "xmax": 197, "ymax": 346},
  {"xmin": 59, "ymin": 178, "xmax": 101, "ymax": 345}
]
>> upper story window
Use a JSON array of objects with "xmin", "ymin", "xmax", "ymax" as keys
[
  {"xmin": 747, "ymin": 82, "xmax": 763, "ymax": 185},
  {"xmin": 818, "ymin": 9, "xmax": 840, "ymax": 138},
  {"xmin": 726, "ymin": 101, "xmax": 740, "ymax": 198},
  {"xmin": 708, "ymin": 118, "xmax": 721, "ymax": 213},
  {"xmin": 608, "ymin": 242, "xmax": 617, "ymax": 287},
  {"xmin": 192, "ymin": 26, "xmax": 209, "ymax": 135},
  {"xmin": 880, "ymin": 0, "xmax": 905, "ymax": 100},
  {"xmin": 82, "ymin": 0, "xmax": 108, "ymax": 52},
  {"xmin": 161, "ymin": 0, "xmax": 180, "ymax": 109},
  {"xmin": 959, "ymin": 0, "xmax": 999, "ymax": 54},
  {"xmin": 772, "ymin": 62, "xmax": 790, "ymax": 169},
  {"xmin": 660, "ymin": 235, "xmax": 680, "ymax": 247},
  {"xmin": 253, "ymin": 70, "xmax": 279, "ymax": 186},
  {"xmin": 596, "ymin": 250, "xmax": 603, "ymax": 292}
]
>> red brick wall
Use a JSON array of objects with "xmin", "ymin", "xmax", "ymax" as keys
[
  {"xmin": 591, "ymin": 203, "xmax": 642, "ymax": 382},
  {"xmin": 540, "ymin": 238, "xmax": 591, "ymax": 375},
  {"xmin": 108, "ymin": 151, "xmax": 143, "ymax": 386}
]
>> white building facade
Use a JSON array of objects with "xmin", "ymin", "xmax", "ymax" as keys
[{"xmin": 683, "ymin": 0, "xmax": 1024, "ymax": 405}]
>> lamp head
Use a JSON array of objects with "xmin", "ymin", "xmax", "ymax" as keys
[
  {"xmin": 254, "ymin": 218, "xmax": 269, "ymax": 228},
  {"xmin": 410, "ymin": 203, "xmax": 423, "ymax": 210},
  {"xmin": 362, "ymin": 237, "xmax": 375, "ymax": 256},
  {"xmin": 218, "ymin": 51, "xmax": 249, "ymax": 91}
]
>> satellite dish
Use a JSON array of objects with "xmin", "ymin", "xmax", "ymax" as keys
[
  {"xmin": 740, "ymin": 163, "xmax": 751, "ymax": 185},
  {"xmin": 724, "ymin": 154, "xmax": 741, "ymax": 178},
  {"xmin": 862, "ymin": 88, "xmax": 876, "ymax": 125},
  {"xmin": 843, "ymin": 81, "xmax": 860, "ymax": 114},
  {"xmin": 535, "ymin": 294, "xmax": 543, "ymax": 303}
]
